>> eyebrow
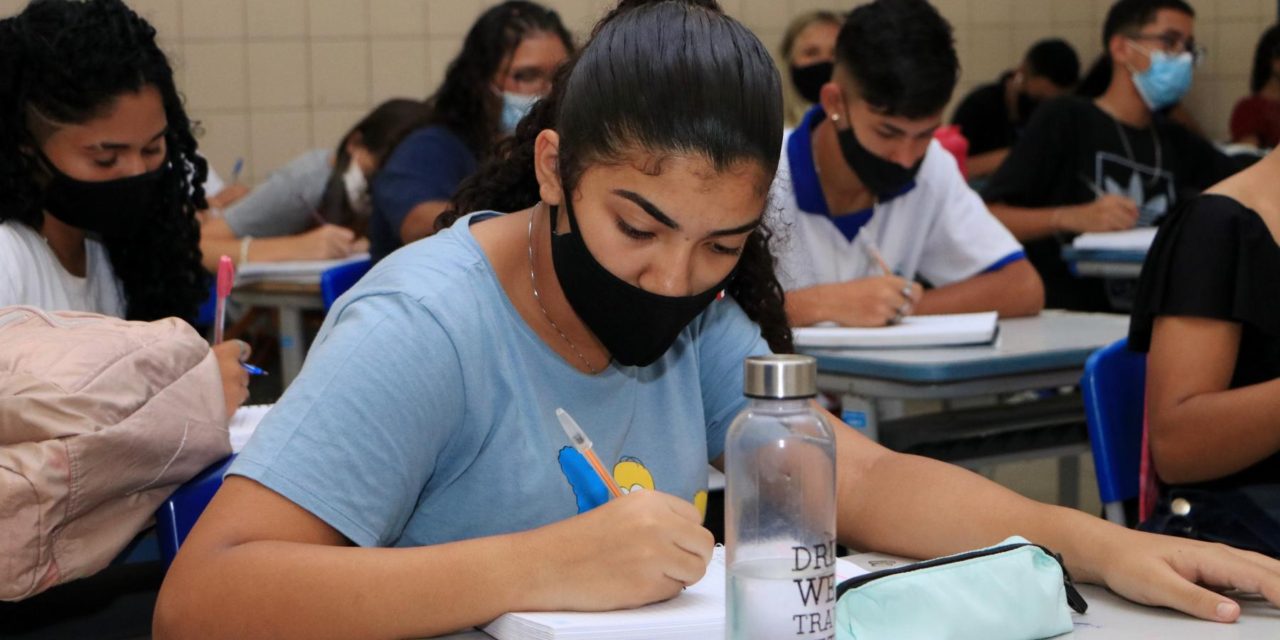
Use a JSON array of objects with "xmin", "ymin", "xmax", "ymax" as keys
[
  {"xmin": 87, "ymin": 127, "xmax": 167, "ymax": 152},
  {"xmin": 612, "ymin": 189, "xmax": 761, "ymax": 237},
  {"xmin": 877, "ymin": 122, "xmax": 940, "ymax": 139}
]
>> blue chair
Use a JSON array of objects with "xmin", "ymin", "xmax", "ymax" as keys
[
  {"xmin": 1081, "ymin": 338, "xmax": 1148, "ymax": 525},
  {"xmin": 320, "ymin": 258, "xmax": 373, "ymax": 311},
  {"xmin": 155, "ymin": 454, "xmax": 236, "ymax": 566}
]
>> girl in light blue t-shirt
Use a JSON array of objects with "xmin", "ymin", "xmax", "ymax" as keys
[{"xmin": 156, "ymin": 1, "xmax": 1280, "ymax": 636}]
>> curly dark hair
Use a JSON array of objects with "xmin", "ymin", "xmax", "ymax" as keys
[
  {"xmin": 0, "ymin": 0, "xmax": 207, "ymax": 323},
  {"xmin": 422, "ymin": 1, "xmax": 573, "ymax": 160},
  {"xmin": 445, "ymin": 0, "xmax": 794, "ymax": 354}
]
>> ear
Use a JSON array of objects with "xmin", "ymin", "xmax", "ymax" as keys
[
  {"xmin": 818, "ymin": 81, "xmax": 848, "ymax": 128},
  {"xmin": 1109, "ymin": 33, "xmax": 1141, "ymax": 70},
  {"xmin": 343, "ymin": 131, "xmax": 365, "ymax": 156},
  {"xmin": 533, "ymin": 129, "xmax": 563, "ymax": 206}
]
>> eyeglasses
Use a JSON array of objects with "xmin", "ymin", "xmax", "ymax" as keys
[{"xmin": 1129, "ymin": 32, "xmax": 1208, "ymax": 63}]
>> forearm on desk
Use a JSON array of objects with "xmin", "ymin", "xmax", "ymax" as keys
[
  {"xmin": 988, "ymin": 203, "xmax": 1063, "ymax": 242},
  {"xmin": 914, "ymin": 259, "xmax": 1043, "ymax": 318},
  {"xmin": 829, "ymin": 414, "xmax": 1114, "ymax": 584},
  {"xmin": 155, "ymin": 527, "xmax": 542, "ymax": 639}
]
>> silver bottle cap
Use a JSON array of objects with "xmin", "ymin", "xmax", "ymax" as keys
[{"xmin": 743, "ymin": 354, "xmax": 817, "ymax": 399}]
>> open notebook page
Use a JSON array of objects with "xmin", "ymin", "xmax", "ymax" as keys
[
  {"xmin": 228, "ymin": 404, "xmax": 271, "ymax": 453},
  {"xmin": 794, "ymin": 311, "xmax": 998, "ymax": 349},
  {"xmin": 1071, "ymin": 227, "xmax": 1157, "ymax": 252},
  {"xmin": 235, "ymin": 253, "xmax": 370, "ymax": 285},
  {"xmin": 482, "ymin": 546, "xmax": 867, "ymax": 640}
]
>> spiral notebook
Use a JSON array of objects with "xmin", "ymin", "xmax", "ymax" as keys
[
  {"xmin": 481, "ymin": 547, "xmax": 865, "ymax": 640},
  {"xmin": 794, "ymin": 312, "xmax": 999, "ymax": 349}
]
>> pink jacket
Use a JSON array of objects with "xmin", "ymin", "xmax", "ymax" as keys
[{"xmin": 0, "ymin": 306, "xmax": 231, "ymax": 601}]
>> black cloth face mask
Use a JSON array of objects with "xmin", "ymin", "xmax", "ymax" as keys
[
  {"xmin": 38, "ymin": 150, "xmax": 166, "ymax": 237},
  {"xmin": 548, "ymin": 199, "xmax": 734, "ymax": 367},
  {"xmin": 790, "ymin": 60, "xmax": 834, "ymax": 104},
  {"xmin": 833, "ymin": 110, "xmax": 922, "ymax": 199}
]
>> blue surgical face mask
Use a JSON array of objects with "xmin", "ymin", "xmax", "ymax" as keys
[
  {"xmin": 499, "ymin": 91, "xmax": 540, "ymax": 134},
  {"xmin": 1128, "ymin": 43, "xmax": 1194, "ymax": 111}
]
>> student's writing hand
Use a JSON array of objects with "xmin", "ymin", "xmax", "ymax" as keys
[
  {"xmin": 211, "ymin": 340, "xmax": 251, "ymax": 419},
  {"xmin": 828, "ymin": 276, "xmax": 924, "ymax": 327},
  {"xmin": 522, "ymin": 489, "xmax": 715, "ymax": 612},
  {"xmin": 1083, "ymin": 526, "xmax": 1280, "ymax": 622},
  {"xmin": 1061, "ymin": 194, "xmax": 1139, "ymax": 233},
  {"xmin": 300, "ymin": 224, "xmax": 361, "ymax": 260}
]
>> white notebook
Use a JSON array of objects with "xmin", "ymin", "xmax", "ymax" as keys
[
  {"xmin": 228, "ymin": 404, "xmax": 271, "ymax": 453},
  {"xmin": 1071, "ymin": 227, "xmax": 1157, "ymax": 253},
  {"xmin": 482, "ymin": 546, "xmax": 865, "ymax": 640},
  {"xmin": 235, "ymin": 253, "xmax": 370, "ymax": 285},
  {"xmin": 794, "ymin": 311, "xmax": 999, "ymax": 349}
]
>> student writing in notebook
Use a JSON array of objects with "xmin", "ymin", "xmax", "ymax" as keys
[
  {"xmin": 370, "ymin": 1, "xmax": 573, "ymax": 262},
  {"xmin": 1129, "ymin": 146, "xmax": 1280, "ymax": 555},
  {"xmin": 197, "ymin": 99, "xmax": 430, "ymax": 271},
  {"xmin": 0, "ymin": 0, "xmax": 248, "ymax": 418},
  {"xmin": 773, "ymin": 0, "xmax": 1044, "ymax": 329},
  {"xmin": 983, "ymin": 0, "xmax": 1241, "ymax": 311},
  {"xmin": 156, "ymin": 2, "xmax": 1280, "ymax": 637}
]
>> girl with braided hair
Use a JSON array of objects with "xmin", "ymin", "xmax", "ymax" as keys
[
  {"xmin": 0, "ymin": 0, "xmax": 248, "ymax": 417},
  {"xmin": 158, "ymin": 1, "xmax": 1280, "ymax": 636}
]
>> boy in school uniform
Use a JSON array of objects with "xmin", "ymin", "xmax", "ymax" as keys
[
  {"xmin": 774, "ymin": 0, "xmax": 1044, "ymax": 329},
  {"xmin": 983, "ymin": 0, "xmax": 1241, "ymax": 311}
]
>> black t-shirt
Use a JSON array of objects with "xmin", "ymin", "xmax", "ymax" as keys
[
  {"xmin": 952, "ymin": 74, "xmax": 1015, "ymax": 156},
  {"xmin": 1130, "ymin": 194, "xmax": 1280, "ymax": 490},
  {"xmin": 983, "ymin": 96, "xmax": 1242, "ymax": 311}
]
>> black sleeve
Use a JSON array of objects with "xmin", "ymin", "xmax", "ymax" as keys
[
  {"xmin": 1129, "ymin": 196, "xmax": 1252, "ymax": 351},
  {"xmin": 952, "ymin": 87, "xmax": 1006, "ymax": 156},
  {"xmin": 981, "ymin": 97, "xmax": 1072, "ymax": 206}
]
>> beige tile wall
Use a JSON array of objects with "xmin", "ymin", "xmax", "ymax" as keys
[{"xmin": 1, "ymin": 0, "xmax": 1272, "ymax": 183}]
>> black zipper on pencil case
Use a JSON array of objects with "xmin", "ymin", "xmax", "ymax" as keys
[{"xmin": 835, "ymin": 542, "xmax": 1088, "ymax": 614}]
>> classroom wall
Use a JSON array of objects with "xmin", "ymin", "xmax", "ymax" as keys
[{"xmin": 0, "ymin": 0, "xmax": 1268, "ymax": 184}]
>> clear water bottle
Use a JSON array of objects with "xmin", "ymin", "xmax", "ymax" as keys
[{"xmin": 725, "ymin": 354, "xmax": 837, "ymax": 640}]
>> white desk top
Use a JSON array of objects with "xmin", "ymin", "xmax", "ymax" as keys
[
  {"xmin": 1068, "ymin": 584, "xmax": 1280, "ymax": 638},
  {"xmin": 429, "ymin": 582, "xmax": 1280, "ymax": 639},
  {"xmin": 807, "ymin": 310, "xmax": 1129, "ymax": 384}
]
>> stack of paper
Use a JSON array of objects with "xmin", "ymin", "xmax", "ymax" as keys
[
  {"xmin": 794, "ymin": 311, "xmax": 999, "ymax": 349},
  {"xmin": 236, "ymin": 254, "xmax": 370, "ymax": 285},
  {"xmin": 482, "ymin": 547, "xmax": 865, "ymax": 640},
  {"xmin": 1071, "ymin": 227, "xmax": 1157, "ymax": 253}
]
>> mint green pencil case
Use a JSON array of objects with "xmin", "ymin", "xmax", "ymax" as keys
[{"xmin": 835, "ymin": 536, "xmax": 1088, "ymax": 640}]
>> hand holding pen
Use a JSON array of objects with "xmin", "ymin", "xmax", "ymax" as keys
[
  {"xmin": 1060, "ymin": 175, "xmax": 1139, "ymax": 234},
  {"xmin": 213, "ymin": 254, "xmax": 268, "ymax": 377},
  {"xmin": 541, "ymin": 407, "xmax": 715, "ymax": 609},
  {"xmin": 857, "ymin": 236, "xmax": 921, "ymax": 326}
]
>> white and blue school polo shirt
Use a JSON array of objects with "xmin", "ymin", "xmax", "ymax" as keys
[{"xmin": 770, "ymin": 106, "xmax": 1026, "ymax": 291}]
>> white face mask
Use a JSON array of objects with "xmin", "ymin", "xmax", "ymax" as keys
[{"xmin": 342, "ymin": 161, "xmax": 372, "ymax": 217}]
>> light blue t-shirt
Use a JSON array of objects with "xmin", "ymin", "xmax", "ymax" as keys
[{"xmin": 229, "ymin": 212, "xmax": 770, "ymax": 548}]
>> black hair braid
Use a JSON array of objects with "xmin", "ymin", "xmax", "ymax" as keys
[
  {"xmin": 445, "ymin": 0, "xmax": 794, "ymax": 355},
  {"xmin": 0, "ymin": 0, "xmax": 207, "ymax": 322}
]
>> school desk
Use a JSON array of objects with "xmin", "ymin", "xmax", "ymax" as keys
[
  {"xmin": 231, "ymin": 281, "xmax": 323, "ymax": 386},
  {"xmin": 804, "ymin": 310, "xmax": 1129, "ymax": 507},
  {"xmin": 429, "ymin": 550, "xmax": 1280, "ymax": 639},
  {"xmin": 1062, "ymin": 245, "xmax": 1146, "ymax": 279}
]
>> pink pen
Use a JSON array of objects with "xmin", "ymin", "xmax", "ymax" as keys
[{"xmin": 213, "ymin": 255, "xmax": 234, "ymax": 345}]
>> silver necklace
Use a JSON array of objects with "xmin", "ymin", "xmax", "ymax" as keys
[
  {"xmin": 528, "ymin": 209, "xmax": 599, "ymax": 374},
  {"xmin": 1110, "ymin": 115, "xmax": 1162, "ymax": 189}
]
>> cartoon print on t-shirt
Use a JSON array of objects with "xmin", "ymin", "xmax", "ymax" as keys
[
  {"xmin": 558, "ymin": 448, "xmax": 708, "ymax": 518},
  {"xmin": 1094, "ymin": 151, "xmax": 1175, "ymax": 226}
]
